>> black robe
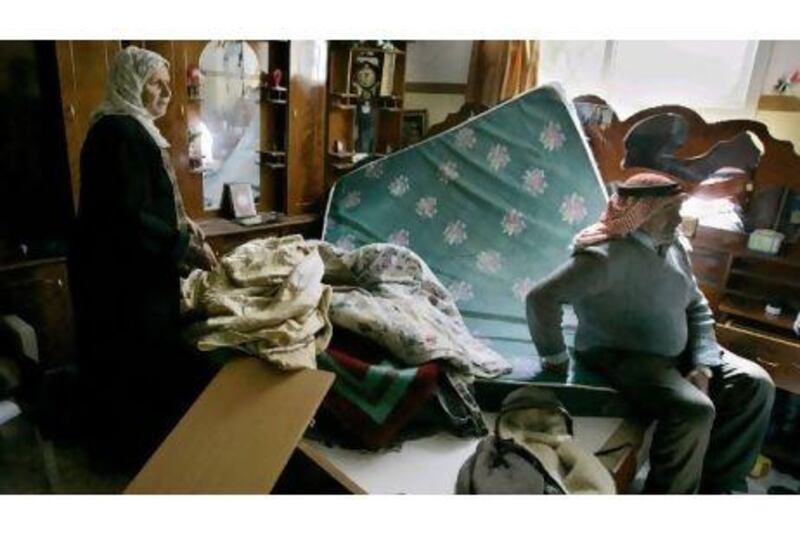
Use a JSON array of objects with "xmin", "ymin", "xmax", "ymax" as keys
[{"xmin": 69, "ymin": 115, "xmax": 206, "ymax": 464}]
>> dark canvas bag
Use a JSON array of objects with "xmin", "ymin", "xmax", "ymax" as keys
[
  {"xmin": 455, "ymin": 431, "xmax": 566, "ymax": 494},
  {"xmin": 455, "ymin": 387, "xmax": 572, "ymax": 494}
]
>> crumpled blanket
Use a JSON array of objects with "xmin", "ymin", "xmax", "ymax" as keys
[
  {"xmin": 181, "ymin": 235, "xmax": 511, "ymax": 387},
  {"xmin": 181, "ymin": 235, "xmax": 333, "ymax": 370},
  {"xmin": 318, "ymin": 242, "xmax": 512, "ymax": 380},
  {"xmin": 316, "ymin": 329, "xmax": 442, "ymax": 450}
]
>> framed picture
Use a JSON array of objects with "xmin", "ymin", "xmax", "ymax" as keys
[
  {"xmin": 401, "ymin": 109, "xmax": 429, "ymax": 147},
  {"xmin": 222, "ymin": 182, "xmax": 257, "ymax": 219}
]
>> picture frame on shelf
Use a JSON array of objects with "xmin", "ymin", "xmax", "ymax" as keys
[
  {"xmin": 222, "ymin": 182, "xmax": 258, "ymax": 220},
  {"xmin": 401, "ymin": 109, "xmax": 428, "ymax": 147}
]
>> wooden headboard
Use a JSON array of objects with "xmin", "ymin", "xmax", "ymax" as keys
[
  {"xmin": 426, "ymin": 94, "xmax": 800, "ymax": 195},
  {"xmin": 573, "ymin": 94, "xmax": 800, "ymax": 195}
]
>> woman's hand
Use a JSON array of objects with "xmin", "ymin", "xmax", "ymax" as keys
[
  {"xmin": 199, "ymin": 242, "xmax": 220, "ymax": 270},
  {"xmin": 185, "ymin": 237, "xmax": 219, "ymax": 271},
  {"xmin": 187, "ymin": 218, "xmax": 206, "ymax": 241}
]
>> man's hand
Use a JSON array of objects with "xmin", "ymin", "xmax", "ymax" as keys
[
  {"xmin": 685, "ymin": 366, "xmax": 712, "ymax": 396},
  {"xmin": 542, "ymin": 359, "xmax": 569, "ymax": 374},
  {"xmin": 541, "ymin": 351, "xmax": 569, "ymax": 374}
]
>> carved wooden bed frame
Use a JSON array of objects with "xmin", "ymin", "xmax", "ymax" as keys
[{"xmin": 428, "ymin": 97, "xmax": 800, "ymax": 192}]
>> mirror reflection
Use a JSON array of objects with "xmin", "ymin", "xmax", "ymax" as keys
[{"xmin": 189, "ymin": 40, "xmax": 262, "ymax": 210}]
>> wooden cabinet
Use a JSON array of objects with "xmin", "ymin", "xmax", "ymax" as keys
[
  {"xmin": 325, "ymin": 42, "xmax": 407, "ymax": 188},
  {"xmin": 54, "ymin": 40, "xmax": 329, "ymax": 239},
  {"xmin": 0, "ymin": 258, "xmax": 75, "ymax": 369}
]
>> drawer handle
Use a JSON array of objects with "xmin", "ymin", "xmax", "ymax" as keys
[{"xmin": 756, "ymin": 357, "xmax": 780, "ymax": 369}]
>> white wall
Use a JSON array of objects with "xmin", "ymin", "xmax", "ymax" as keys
[
  {"xmin": 761, "ymin": 40, "xmax": 800, "ymax": 95},
  {"xmin": 404, "ymin": 93, "xmax": 466, "ymax": 126},
  {"xmin": 402, "ymin": 40, "xmax": 800, "ymax": 153},
  {"xmin": 406, "ymin": 41, "xmax": 471, "ymax": 83},
  {"xmin": 404, "ymin": 41, "xmax": 472, "ymax": 130},
  {"xmin": 756, "ymin": 41, "xmax": 800, "ymax": 153}
]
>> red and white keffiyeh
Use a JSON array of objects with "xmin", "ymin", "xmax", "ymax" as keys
[{"xmin": 573, "ymin": 173, "xmax": 684, "ymax": 248}]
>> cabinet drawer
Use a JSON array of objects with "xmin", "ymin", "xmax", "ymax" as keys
[
  {"xmin": 715, "ymin": 321, "xmax": 800, "ymax": 394},
  {"xmin": 0, "ymin": 259, "xmax": 76, "ymax": 368}
]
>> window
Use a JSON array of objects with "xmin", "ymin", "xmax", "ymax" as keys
[{"xmin": 539, "ymin": 41, "xmax": 771, "ymax": 120}]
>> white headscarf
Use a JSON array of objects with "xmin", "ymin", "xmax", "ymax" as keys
[{"xmin": 89, "ymin": 46, "xmax": 171, "ymax": 148}]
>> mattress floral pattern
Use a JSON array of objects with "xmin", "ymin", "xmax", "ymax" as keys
[{"xmin": 324, "ymin": 85, "xmax": 608, "ymax": 380}]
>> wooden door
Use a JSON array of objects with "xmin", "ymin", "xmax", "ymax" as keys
[
  {"xmin": 287, "ymin": 41, "xmax": 328, "ymax": 216},
  {"xmin": 55, "ymin": 40, "xmax": 121, "ymax": 211}
]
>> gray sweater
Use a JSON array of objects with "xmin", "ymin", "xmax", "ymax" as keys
[{"xmin": 525, "ymin": 231, "xmax": 722, "ymax": 367}]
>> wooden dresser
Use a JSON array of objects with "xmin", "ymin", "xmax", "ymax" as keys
[{"xmin": 689, "ymin": 226, "xmax": 800, "ymax": 395}]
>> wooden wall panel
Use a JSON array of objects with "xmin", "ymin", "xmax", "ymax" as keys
[
  {"xmin": 287, "ymin": 41, "xmax": 328, "ymax": 216},
  {"xmin": 143, "ymin": 41, "xmax": 206, "ymax": 218}
]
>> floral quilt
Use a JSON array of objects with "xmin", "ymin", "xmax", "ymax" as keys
[{"xmin": 323, "ymin": 85, "xmax": 608, "ymax": 381}]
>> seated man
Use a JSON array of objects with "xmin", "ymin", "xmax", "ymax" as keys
[{"xmin": 525, "ymin": 172, "xmax": 775, "ymax": 494}]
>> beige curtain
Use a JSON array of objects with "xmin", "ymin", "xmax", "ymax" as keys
[{"xmin": 465, "ymin": 41, "xmax": 539, "ymax": 107}]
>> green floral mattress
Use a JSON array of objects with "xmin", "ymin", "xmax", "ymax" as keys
[{"xmin": 323, "ymin": 84, "xmax": 616, "ymax": 393}]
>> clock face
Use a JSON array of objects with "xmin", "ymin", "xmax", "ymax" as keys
[{"xmin": 356, "ymin": 65, "xmax": 377, "ymax": 89}]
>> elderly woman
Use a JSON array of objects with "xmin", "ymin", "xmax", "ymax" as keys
[{"xmin": 70, "ymin": 46, "xmax": 217, "ymax": 467}]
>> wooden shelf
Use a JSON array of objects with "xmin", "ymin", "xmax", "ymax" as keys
[
  {"xmin": 719, "ymin": 297, "xmax": 796, "ymax": 332},
  {"xmin": 326, "ymin": 41, "xmax": 406, "ymax": 187},
  {"xmin": 351, "ymin": 46, "xmax": 405, "ymax": 56},
  {"xmin": 730, "ymin": 268, "xmax": 800, "ymax": 290},
  {"xmin": 198, "ymin": 213, "xmax": 320, "ymax": 239},
  {"xmin": 733, "ymin": 250, "xmax": 800, "ymax": 268},
  {"xmin": 330, "ymin": 93, "xmax": 358, "ymax": 109},
  {"xmin": 328, "ymin": 151, "xmax": 355, "ymax": 159}
]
